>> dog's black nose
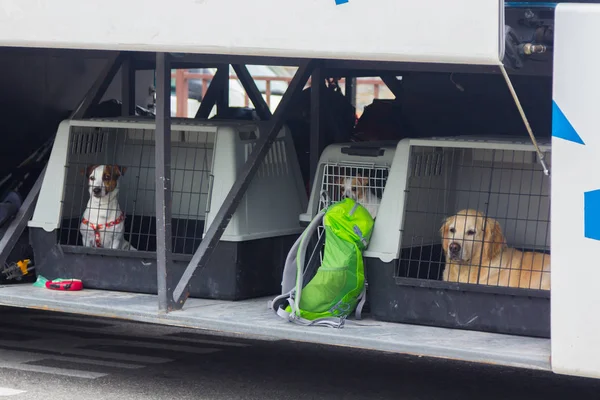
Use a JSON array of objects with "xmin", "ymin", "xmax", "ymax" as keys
[
  {"xmin": 92, "ymin": 187, "xmax": 102, "ymax": 195},
  {"xmin": 449, "ymin": 242, "xmax": 461, "ymax": 254}
]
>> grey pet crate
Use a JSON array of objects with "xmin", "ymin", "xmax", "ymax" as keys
[
  {"xmin": 28, "ymin": 117, "xmax": 307, "ymax": 300},
  {"xmin": 305, "ymin": 137, "xmax": 551, "ymax": 337}
]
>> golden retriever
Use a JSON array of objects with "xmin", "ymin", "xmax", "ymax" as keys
[{"xmin": 439, "ymin": 209, "xmax": 550, "ymax": 290}]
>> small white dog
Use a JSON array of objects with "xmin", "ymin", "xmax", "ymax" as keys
[
  {"xmin": 338, "ymin": 174, "xmax": 381, "ymax": 219},
  {"xmin": 80, "ymin": 164, "xmax": 136, "ymax": 250}
]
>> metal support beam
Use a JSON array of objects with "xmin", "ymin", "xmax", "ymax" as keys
[
  {"xmin": 380, "ymin": 74, "xmax": 404, "ymax": 99},
  {"xmin": 309, "ymin": 67, "xmax": 323, "ymax": 189},
  {"xmin": 155, "ymin": 52, "xmax": 174, "ymax": 312},
  {"xmin": 322, "ymin": 59, "xmax": 498, "ymax": 75},
  {"xmin": 172, "ymin": 60, "xmax": 315, "ymax": 310},
  {"xmin": 216, "ymin": 68, "xmax": 229, "ymax": 115},
  {"xmin": 232, "ymin": 64, "xmax": 272, "ymax": 120},
  {"xmin": 194, "ymin": 66, "xmax": 229, "ymax": 119},
  {"xmin": 121, "ymin": 55, "xmax": 136, "ymax": 117},
  {"xmin": 71, "ymin": 52, "xmax": 124, "ymax": 119},
  {"xmin": 0, "ymin": 166, "xmax": 46, "ymax": 267},
  {"xmin": 345, "ymin": 76, "xmax": 357, "ymax": 108},
  {"xmin": 133, "ymin": 52, "xmax": 305, "ymax": 69}
]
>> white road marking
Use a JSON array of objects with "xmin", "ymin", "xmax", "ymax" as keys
[
  {"xmin": 55, "ymin": 347, "xmax": 175, "ymax": 364},
  {"xmin": 0, "ymin": 363, "xmax": 107, "ymax": 379},
  {"xmin": 0, "ymin": 346, "xmax": 160, "ymax": 380},
  {"xmin": 0, "ymin": 322, "xmax": 250, "ymax": 347},
  {"xmin": 0, "ymin": 387, "xmax": 25, "ymax": 396},
  {"xmin": 163, "ymin": 337, "xmax": 250, "ymax": 348},
  {"xmin": 0, "ymin": 319, "xmax": 239, "ymax": 380},
  {"xmin": 0, "ymin": 349, "xmax": 111, "ymax": 379},
  {"xmin": 92, "ymin": 339, "xmax": 223, "ymax": 355},
  {"xmin": 0, "ymin": 340, "xmax": 174, "ymax": 364},
  {"xmin": 51, "ymin": 356, "xmax": 146, "ymax": 370}
]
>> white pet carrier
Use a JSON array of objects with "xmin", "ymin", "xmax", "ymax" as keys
[
  {"xmin": 28, "ymin": 117, "xmax": 307, "ymax": 300},
  {"xmin": 305, "ymin": 136, "xmax": 552, "ymax": 338}
]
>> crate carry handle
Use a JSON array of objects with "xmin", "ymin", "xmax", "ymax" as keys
[
  {"xmin": 205, "ymin": 174, "xmax": 215, "ymax": 214},
  {"xmin": 341, "ymin": 146, "xmax": 385, "ymax": 157}
]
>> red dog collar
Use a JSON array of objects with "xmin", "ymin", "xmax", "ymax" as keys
[{"xmin": 81, "ymin": 212, "xmax": 125, "ymax": 248}]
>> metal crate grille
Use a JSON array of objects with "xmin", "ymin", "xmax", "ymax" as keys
[
  {"xmin": 309, "ymin": 163, "xmax": 389, "ymax": 264},
  {"xmin": 318, "ymin": 163, "xmax": 388, "ymax": 217},
  {"xmin": 59, "ymin": 126, "xmax": 214, "ymax": 255},
  {"xmin": 397, "ymin": 145, "xmax": 551, "ymax": 291}
]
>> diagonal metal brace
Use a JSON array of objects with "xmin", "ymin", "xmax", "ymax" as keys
[
  {"xmin": 71, "ymin": 52, "xmax": 124, "ymax": 119},
  {"xmin": 194, "ymin": 66, "xmax": 229, "ymax": 119},
  {"xmin": 172, "ymin": 60, "xmax": 315, "ymax": 310},
  {"xmin": 0, "ymin": 165, "xmax": 46, "ymax": 267},
  {"xmin": 232, "ymin": 64, "xmax": 272, "ymax": 120},
  {"xmin": 380, "ymin": 74, "xmax": 404, "ymax": 99}
]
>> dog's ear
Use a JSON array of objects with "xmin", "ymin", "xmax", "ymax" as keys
[
  {"xmin": 439, "ymin": 216, "xmax": 452, "ymax": 252},
  {"xmin": 357, "ymin": 176, "xmax": 369, "ymax": 187},
  {"xmin": 439, "ymin": 216, "xmax": 451, "ymax": 238},
  {"xmin": 82, "ymin": 164, "xmax": 98, "ymax": 177},
  {"xmin": 484, "ymin": 217, "xmax": 505, "ymax": 259},
  {"xmin": 107, "ymin": 165, "xmax": 127, "ymax": 178}
]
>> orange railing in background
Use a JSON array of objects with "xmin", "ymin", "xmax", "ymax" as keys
[{"xmin": 172, "ymin": 70, "xmax": 389, "ymax": 118}]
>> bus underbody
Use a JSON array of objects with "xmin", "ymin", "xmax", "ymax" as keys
[{"xmin": 0, "ymin": 0, "xmax": 596, "ymax": 379}]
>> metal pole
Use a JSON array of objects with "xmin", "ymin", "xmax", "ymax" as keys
[
  {"xmin": 499, "ymin": 65, "xmax": 550, "ymax": 176},
  {"xmin": 121, "ymin": 55, "xmax": 136, "ymax": 117},
  {"xmin": 171, "ymin": 60, "xmax": 315, "ymax": 309},
  {"xmin": 216, "ymin": 65, "xmax": 230, "ymax": 115},
  {"xmin": 309, "ymin": 67, "xmax": 322, "ymax": 189},
  {"xmin": 155, "ymin": 52, "xmax": 174, "ymax": 312},
  {"xmin": 345, "ymin": 76, "xmax": 357, "ymax": 108}
]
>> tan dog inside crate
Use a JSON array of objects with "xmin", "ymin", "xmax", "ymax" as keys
[{"xmin": 439, "ymin": 209, "xmax": 550, "ymax": 290}]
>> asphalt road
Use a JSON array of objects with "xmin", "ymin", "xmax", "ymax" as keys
[{"xmin": 0, "ymin": 306, "xmax": 599, "ymax": 400}]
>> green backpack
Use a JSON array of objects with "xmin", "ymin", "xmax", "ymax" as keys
[{"xmin": 269, "ymin": 197, "xmax": 375, "ymax": 328}]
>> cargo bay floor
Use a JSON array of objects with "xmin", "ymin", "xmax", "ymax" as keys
[{"xmin": 0, "ymin": 284, "xmax": 550, "ymax": 371}]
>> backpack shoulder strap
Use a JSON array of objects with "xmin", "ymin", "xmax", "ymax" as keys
[
  {"xmin": 273, "ymin": 297, "xmax": 347, "ymax": 328},
  {"xmin": 354, "ymin": 258, "xmax": 369, "ymax": 320},
  {"xmin": 268, "ymin": 210, "xmax": 326, "ymax": 318},
  {"xmin": 355, "ymin": 285, "xmax": 367, "ymax": 320}
]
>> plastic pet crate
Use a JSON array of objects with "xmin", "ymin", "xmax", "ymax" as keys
[
  {"xmin": 369, "ymin": 136, "xmax": 551, "ymax": 337},
  {"xmin": 28, "ymin": 117, "xmax": 307, "ymax": 300},
  {"xmin": 304, "ymin": 137, "xmax": 551, "ymax": 338}
]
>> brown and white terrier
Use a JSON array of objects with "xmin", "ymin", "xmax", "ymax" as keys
[
  {"xmin": 336, "ymin": 174, "xmax": 381, "ymax": 219},
  {"xmin": 79, "ymin": 164, "xmax": 135, "ymax": 250}
]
